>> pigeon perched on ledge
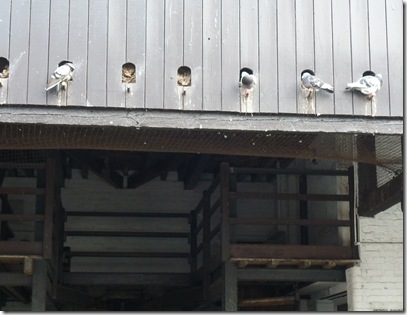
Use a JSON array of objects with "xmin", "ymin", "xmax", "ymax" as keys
[
  {"xmin": 239, "ymin": 71, "xmax": 257, "ymax": 97},
  {"xmin": 346, "ymin": 70, "xmax": 383, "ymax": 100},
  {"xmin": 45, "ymin": 61, "xmax": 75, "ymax": 91},
  {"xmin": 301, "ymin": 69, "xmax": 334, "ymax": 98}
]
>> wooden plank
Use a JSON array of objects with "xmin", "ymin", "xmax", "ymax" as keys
[
  {"xmin": 332, "ymin": 0, "xmax": 353, "ymax": 115},
  {"xmin": 229, "ymin": 191, "xmax": 350, "ymax": 202},
  {"xmin": 230, "ymin": 258, "xmax": 358, "ymax": 268},
  {"xmin": 0, "ymin": 214, "xmax": 45, "ymax": 221},
  {"xmin": 277, "ymin": 0, "xmax": 297, "ymax": 113},
  {"xmin": 299, "ymin": 175, "xmax": 308, "ymax": 244},
  {"xmin": 32, "ymin": 259, "xmax": 47, "ymax": 311},
  {"xmin": 240, "ymin": 0, "xmax": 259, "ymax": 113},
  {"xmin": 145, "ymin": 0, "xmax": 165, "ymax": 108},
  {"xmin": 66, "ymin": 251, "xmax": 189, "ymax": 258},
  {"xmin": 350, "ymin": 0, "xmax": 371, "ymax": 115},
  {"xmin": 8, "ymin": 0, "xmax": 30, "ymax": 104},
  {"xmin": 164, "ymin": 0, "xmax": 183, "ymax": 110},
  {"xmin": 314, "ymin": 0, "xmax": 334, "ymax": 115},
  {"xmin": 67, "ymin": 0, "xmax": 89, "ymax": 106},
  {"xmin": 0, "ymin": 162, "xmax": 45, "ymax": 169},
  {"xmin": 0, "ymin": 0, "xmax": 11, "ymax": 104},
  {"xmin": 229, "ymin": 218, "xmax": 350, "ymax": 227},
  {"xmin": 43, "ymin": 158, "xmax": 55, "ymax": 259},
  {"xmin": 221, "ymin": 0, "xmax": 240, "ymax": 112},
  {"xmin": 63, "ymin": 272, "xmax": 191, "ymax": 286},
  {"xmin": 107, "ymin": 0, "xmax": 126, "ymax": 108},
  {"xmin": 237, "ymin": 268, "xmax": 346, "ymax": 282},
  {"xmin": 295, "ymin": 0, "xmax": 315, "ymax": 114},
  {"xmin": 230, "ymin": 244, "xmax": 353, "ymax": 260},
  {"xmin": 202, "ymin": 191, "xmax": 211, "ymax": 301},
  {"xmin": 367, "ymin": 0, "xmax": 390, "ymax": 116},
  {"xmin": 183, "ymin": 0, "xmax": 203, "ymax": 110},
  {"xmin": 222, "ymin": 262, "xmax": 237, "ymax": 311},
  {"xmin": 0, "ymin": 273, "xmax": 32, "ymax": 286},
  {"xmin": 220, "ymin": 163, "xmax": 230, "ymax": 262},
  {"xmin": 386, "ymin": 0, "xmax": 403, "ymax": 116},
  {"xmin": 27, "ymin": 0, "xmax": 50, "ymax": 105},
  {"xmin": 258, "ymin": 0, "xmax": 278, "ymax": 113},
  {"xmin": 0, "ymin": 187, "xmax": 45, "ymax": 195},
  {"xmin": 190, "ymin": 210, "xmax": 198, "ymax": 278},
  {"xmin": 126, "ymin": 0, "xmax": 146, "ymax": 108},
  {"xmin": 65, "ymin": 211, "xmax": 189, "ymax": 218},
  {"xmin": 47, "ymin": 0, "xmax": 70, "ymax": 106},
  {"xmin": 0, "ymin": 241, "xmax": 42, "ymax": 255},
  {"xmin": 87, "ymin": 0, "xmax": 108, "ymax": 106},
  {"xmin": 202, "ymin": 0, "xmax": 222, "ymax": 111},
  {"xmin": 239, "ymin": 296, "xmax": 295, "ymax": 308},
  {"xmin": 230, "ymin": 167, "xmax": 349, "ymax": 176},
  {"xmin": 65, "ymin": 231, "xmax": 189, "ymax": 238}
]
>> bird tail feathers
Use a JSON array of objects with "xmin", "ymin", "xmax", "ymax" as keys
[
  {"xmin": 321, "ymin": 83, "xmax": 334, "ymax": 93},
  {"xmin": 45, "ymin": 78, "xmax": 63, "ymax": 91}
]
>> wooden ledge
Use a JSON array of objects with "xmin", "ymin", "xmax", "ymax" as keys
[{"xmin": 230, "ymin": 258, "xmax": 359, "ymax": 269}]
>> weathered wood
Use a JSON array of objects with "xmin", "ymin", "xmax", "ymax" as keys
[
  {"xmin": 63, "ymin": 272, "xmax": 191, "ymax": 286},
  {"xmin": 65, "ymin": 251, "xmax": 189, "ymax": 258},
  {"xmin": 0, "ymin": 105, "xmax": 402, "ymax": 135},
  {"xmin": 32, "ymin": 259, "xmax": 48, "ymax": 311},
  {"xmin": 65, "ymin": 211, "xmax": 189, "ymax": 218},
  {"xmin": 239, "ymin": 296, "xmax": 296, "ymax": 308},
  {"xmin": 230, "ymin": 257, "xmax": 358, "ymax": 268},
  {"xmin": 43, "ymin": 158, "xmax": 55, "ymax": 259},
  {"xmin": 222, "ymin": 262, "xmax": 237, "ymax": 311},
  {"xmin": 0, "ymin": 241, "xmax": 43, "ymax": 255},
  {"xmin": 190, "ymin": 210, "xmax": 198, "ymax": 279},
  {"xmin": 229, "ymin": 191, "xmax": 350, "ymax": 202},
  {"xmin": 230, "ymin": 244, "xmax": 353, "ymax": 260},
  {"xmin": 228, "ymin": 218, "xmax": 350, "ymax": 227},
  {"xmin": 220, "ymin": 163, "xmax": 230, "ymax": 262},
  {"xmin": 0, "ymin": 273, "xmax": 32, "ymax": 286},
  {"xmin": 299, "ymin": 175, "xmax": 308, "ymax": 245},
  {"xmin": 184, "ymin": 154, "xmax": 211, "ymax": 190},
  {"xmin": 202, "ymin": 190, "xmax": 211, "ymax": 301},
  {"xmin": 230, "ymin": 167, "xmax": 349, "ymax": 176},
  {"xmin": 65, "ymin": 231, "xmax": 189, "ymax": 238},
  {"xmin": 237, "ymin": 268, "xmax": 346, "ymax": 282}
]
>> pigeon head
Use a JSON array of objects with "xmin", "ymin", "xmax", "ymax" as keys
[
  {"xmin": 241, "ymin": 73, "xmax": 254, "ymax": 86},
  {"xmin": 301, "ymin": 69, "xmax": 315, "ymax": 78},
  {"xmin": 362, "ymin": 70, "xmax": 376, "ymax": 77},
  {"xmin": 58, "ymin": 60, "xmax": 75, "ymax": 70}
]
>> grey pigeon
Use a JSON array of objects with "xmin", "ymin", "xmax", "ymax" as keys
[
  {"xmin": 239, "ymin": 71, "xmax": 257, "ymax": 97},
  {"xmin": 346, "ymin": 70, "xmax": 382, "ymax": 100},
  {"xmin": 45, "ymin": 61, "xmax": 75, "ymax": 91},
  {"xmin": 301, "ymin": 69, "xmax": 334, "ymax": 97}
]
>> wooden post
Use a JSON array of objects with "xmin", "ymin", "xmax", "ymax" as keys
[
  {"xmin": 220, "ymin": 163, "xmax": 230, "ymax": 262},
  {"xmin": 189, "ymin": 209, "xmax": 198, "ymax": 283},
  {"xmin": 43, "ymin": 158, "xmax": 55, "ymax": 259},
  {"xmin": 222, "ymin": 262, "xmax": 238, "ymax": 311},
  {"xmin": 32, "ymin": 259, "xmax": 47, "ymax": 311},
  {"xmin": 348, "ymin": 166, "xmax": 358, "ymax": 259},
  {"xmin": 202, "ymin": 191, "xmax": 211, "ymax": 301},
  {"xmin": 299, "ymin": 175, "xmax": 308, "ymax": 245}
]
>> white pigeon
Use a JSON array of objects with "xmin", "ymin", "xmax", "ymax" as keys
[
  {"xmin": 45, "ymin": 61, "xmax": 75, "ymax": 91},
  {"xmin": 346, "ymin": 71, "xmax": 383, "ymax": 100},
  {"xmin": 301, "ymin": 69, "xmax": 334, "ymax": 98},
  {"xmin": 239, "ymin": 71, "xmax": 257, "ymax": 97}
]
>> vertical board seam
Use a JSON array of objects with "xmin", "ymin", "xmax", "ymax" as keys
[
  {"xmin": 275, "ymin": 0, "xmax": 279, "ymax": 113},
  {"xmin": 348, "ymin": 0, "xmax": 354, "ymax": 114},
  {"xmin": 163, "ymin": 0, "xmax": 166, "ymax": 109},
  {"xmin": 26, "ymin": 0, "xmax": 32, "ymax": 104},
  {"xmin": 86, "ymin": 0, "xmax": 90, "ymax": 105},
  {"xmin": 106, "ymin": 0, "xmax": 109, "ymax": 107},
  {"xmin": 144, "ymin": 0, "xmax": 147, "ymax": 108},
  {"xmin": 384, "ymin": 0, "xmax": 391, "ymax": 115},
  {"xmin": 330, "ymin": 0, "xmax": 336, "ymax": 114}
]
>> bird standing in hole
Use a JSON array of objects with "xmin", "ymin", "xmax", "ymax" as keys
[
  {"xmin": 239, "ymin": 71, "xmax": 257, "ymax": 97},
  {"xmin": 0, "ymin": 64, "xmax": 9, "ymax": 79},
  {"xmin": 346, "ymin": 71, "xmax": 382, "ymax": 100},
  {"xmin": 45, "ymin": 61, "xmax": 75, "ymax": 91},
  {"xmin": 122, "ymin": 64, "xmax": 136, "ymax": 84},
  {"xmin": 301, "ymin": 69, "xmax": 334, "ymax": 98}
]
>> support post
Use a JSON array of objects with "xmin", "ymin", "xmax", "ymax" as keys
[
  {"xmin": 220, "ymin": 163, "xmax": 230, "ymax": 262},
  {"xmin": 189, "ymin": 209, "xmax": 198, "ymax": 283},
  {"xmin": 202, "ymin": 191, "xmax": 211, "ymax": 301},
  {"xmin": 32, "ymin": 259, "xmax": 47, "ymax": 311},
  {"xmin": 222, "ymin": 262, "xmax": 238, "ymax": 311},
  {"xmin": 348, "ymin": 166, "xmax": 358, "ymax": 259},
  {"xmin": 299, "ymin": 175, "xmax": 308, "ymax": 245}
]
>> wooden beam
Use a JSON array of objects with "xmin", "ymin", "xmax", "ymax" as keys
[
  {"xmin": 63, "ymin": 272, "xmax": 191, "ymax": 286},
  {"xmin": 0, "ymin": 273, "xmax": 32, "ymax": 286},
  {"xmin": 65, "ymin": 211, "xmax": 189, "ymax": 218},
  {"xmin": 237, "ymin": 268, "xmax": 346, "ymax": 282},
  {"xmin": 127, "ymin": 160, "xmax": 169, "ymax": 189},
  {"xmin": 65, "ymin": 231, "xmax": 189, "ymax": 238},
  {"xmin": 230, "ymin": 244, "xmax": 353, "ymax": 260},
  {"xmin": 0, "ymin": 241, "xmax": 42, "ymax": 255},
  {"xmin": 222, "ymin": 262, "xmax": 238, "ymax": 311},
  {"xmin": 65, "ymin": 251, "xmax": 189, "ymax": 258},
  {"xmin": 359, "ymin": 172, "xmax": 403, "ymax": 217},
  {"xmin": 184, "ymin": 154, "xmax": 211, "ymax": 190},
  {"xmin": 32, "ymin": 259, "xmax": 47, "ymax": 311},
  {"xmin": 229, "ymin": 218, "xmax": 350, "ymax": 226},
  {"xmin": 239, "ymin": 296, "xmax": 296, "ymax": 308},
  {"xmin": 229, "ymin": 191, "xmax": 350, "ymax": 201}
]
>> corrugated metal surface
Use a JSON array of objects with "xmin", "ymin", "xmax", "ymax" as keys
[{"xmin": 0, "ymin": 0, "xmax": 403, "ymax": 116}]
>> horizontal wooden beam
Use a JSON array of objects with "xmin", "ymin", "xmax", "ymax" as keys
[
  {"xmin": 0, "ymin": 105, "xmax": 401, "ymax": 135},
  {"xmin": 0, "ymin": 162, "xmax": 45, "ymax": 169},
  {"xmin": 65, "ymin": 231, "xmax": 189, "ymax": 238},
  {"xmin": 239, "ymin": 296, "xmax": 296, "ymax": 308},
  {"xmin": 229, "ymin": 191, "xmax": 350, "ymax": 201},
  {"xmin": 237, "ymin": 268, "xmax": 346, "ymax": 282},
  {"xmin": 63, "ymin": 272, "xmax": 192, "ymax": 286},
  {"xmin": 65, "ymin": 211, "xmax": 189, "ymax": 218},
  {"xmin": 66, "ymin": 251, "xmax": 190, "ymax": 258},
  {"xmin": 229, "ymin": 218, "xmax": 350, "ymax": 227},
  {"xmin": 0, "ymin": 273, "xmax": 33, "ymax": 286},
  {"xmin": 0, "ymin": 214, "xmax": 45, "ymax": 222},
  {"xmin": 230, "ymin": 244, "xmax": 354, "ymax": 260},
  {"xmin": 230, "ymin": 167, "xmax": 349, "ymax": 176},
  {"xmin": 0, "ymin": 187, "xmax": 45, "ymax": 195},
  {"xmin": 0, "ymin": 241, "xmax": 42, "ymax": 255}
]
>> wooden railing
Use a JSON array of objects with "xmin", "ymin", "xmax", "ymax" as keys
[{"xmin": 190, "ymin": 162, "xmax": 358, "ymax": 289}]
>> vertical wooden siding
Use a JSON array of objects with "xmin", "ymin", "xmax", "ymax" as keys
[{"xmin": 0, "ymin": 0, "xmax": 403, "ymax": 117}]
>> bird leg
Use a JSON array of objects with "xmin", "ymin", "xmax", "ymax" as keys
[{"xmin": 61, "ymin": 81, "xmax": 67, "ymax": 91}]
